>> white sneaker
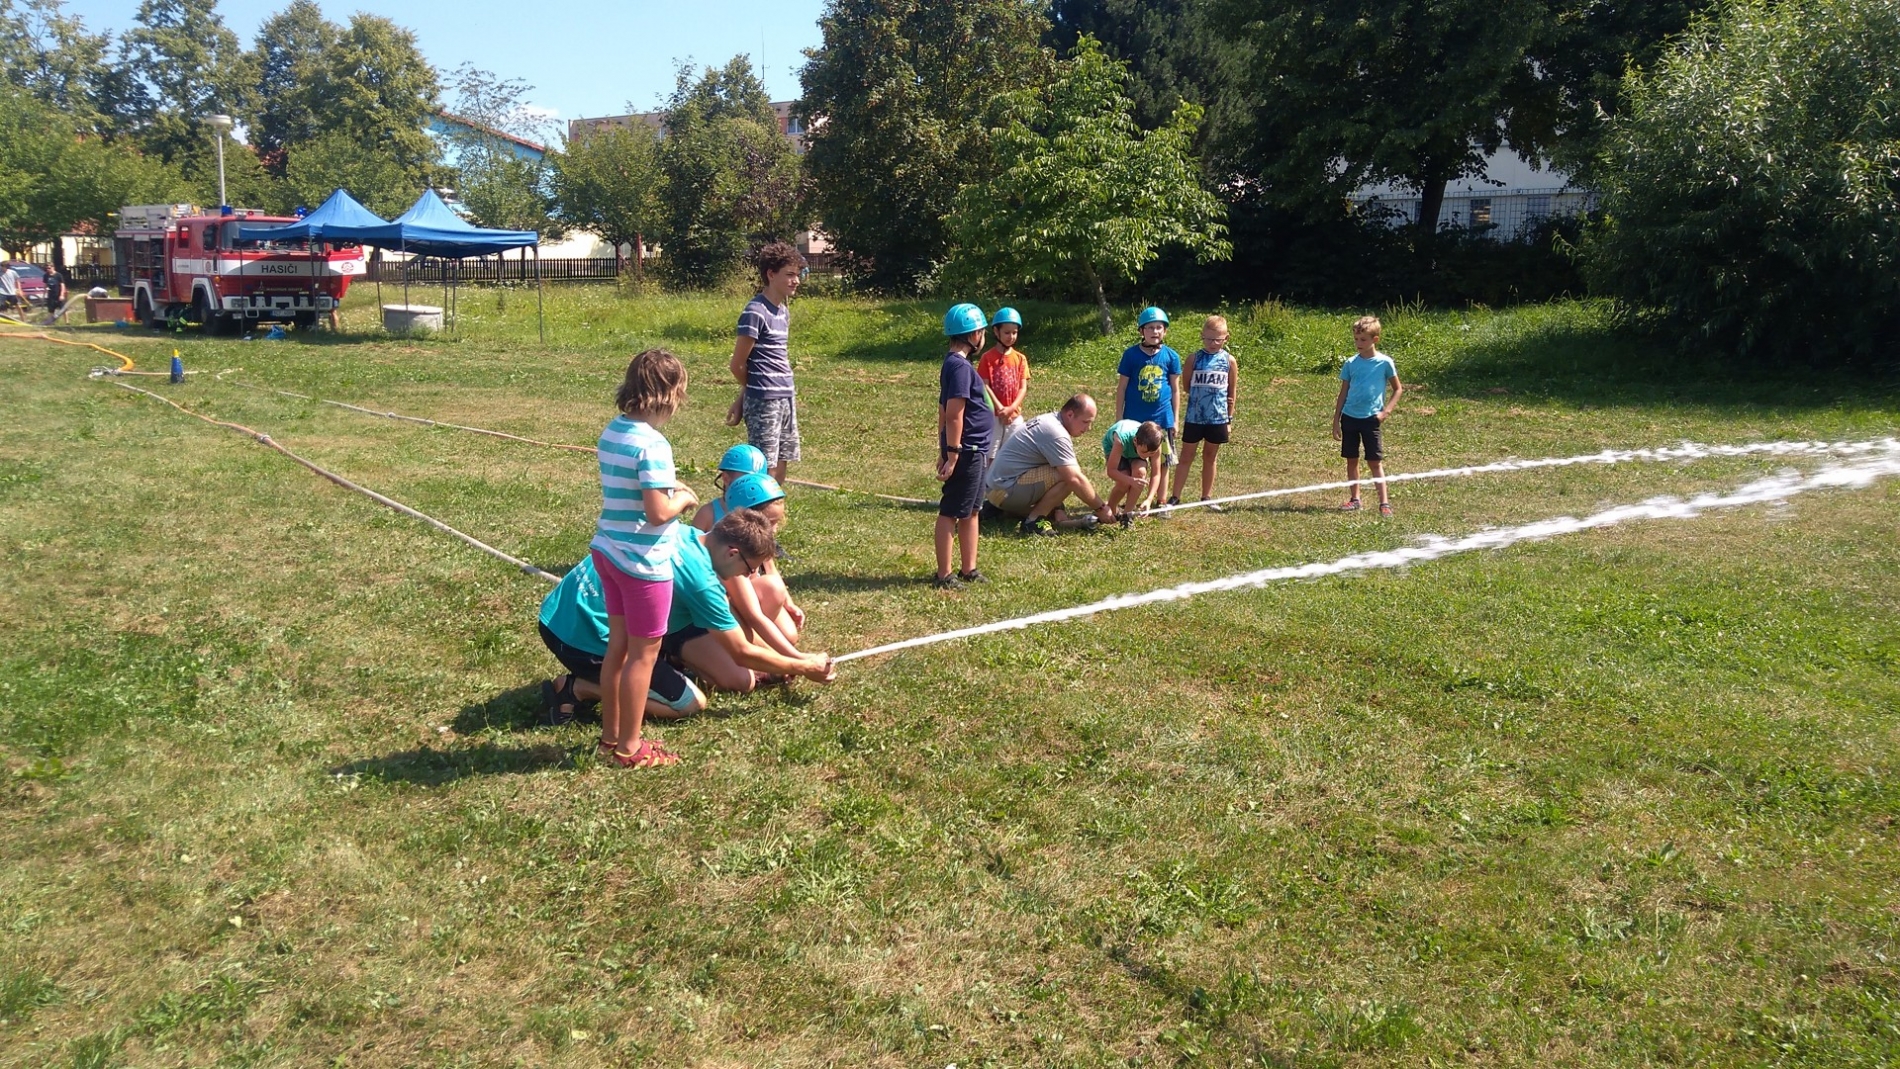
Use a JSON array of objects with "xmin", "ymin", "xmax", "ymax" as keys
[{"xmin": 1202, "ymin": 500, "xmax": 1226, "ymax": 513}]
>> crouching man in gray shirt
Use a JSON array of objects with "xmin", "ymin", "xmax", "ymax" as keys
[{"xmin": 984, "ymin": 393, "xmax": 1118, "ymax": 536}]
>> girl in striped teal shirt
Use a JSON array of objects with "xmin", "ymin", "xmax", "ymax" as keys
[{"xmin": 591, "ymin": 349, "xmax": 698, "ymax": 768}]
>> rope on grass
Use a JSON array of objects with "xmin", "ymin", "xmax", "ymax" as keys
[
  {"xmin": 782, "ymin": 477, "xmax": 932, "ymax": 506},
  {"xmin": 0, "ymin": 327, "xmax": 137, "ymax": 371},
  {"xmin": 218, "ymin": 373, "xmax": 598, "ymax": 454},
  {"xmin": 99, "ymin": 377, "xmax": 560, "ymax": 584},
  {"xmin": 216, "ymin": 371, "xmax": 936, "ymax": 503},
  {"xmin": 835, "ymin": 443, "xmax": 1900, "ymax": 663},
  {"xmin": 1140, "ymin": 437, "xmax": 1900, "ymax": 516}
]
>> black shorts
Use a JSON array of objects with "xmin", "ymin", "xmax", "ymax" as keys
[
  {"xmin": 1339, "ymin": 414, "xmax": 1384, "ymax": 461},
  {"xmin": 539, "ymin": 622, "xmax": 602, "ymax": 685},
  {"xmin": 939, "ymin": 450, "xmax": 988, "ymax": 518},
  {"xmin": 1182, "ymin": 421, "xmax": 1230, "ymax": 445},
  {"xmin": 648, "ymin": 658, "xmax": 694, "ymax": 709},
  {"xmin": 661, "ymin": 624, "xmax": 710, "ymax": 663}
]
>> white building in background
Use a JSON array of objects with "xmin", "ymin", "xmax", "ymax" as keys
[{"xmin": 1350, "ymin": 151, "xmax": 1595, "ymax": 239}]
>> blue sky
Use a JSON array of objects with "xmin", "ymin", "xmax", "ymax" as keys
[{"xmin": 65, "ymin": 0, "xmax": 828, "ymax": 137}]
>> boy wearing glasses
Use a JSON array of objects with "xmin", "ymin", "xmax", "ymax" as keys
[
  {"xmin": 536, "ymin": 509, "xmax": 835, "ymax": 724},
  {"xmin": 729, "ymin": 242, "xmax": 808, "ymax": 482}
]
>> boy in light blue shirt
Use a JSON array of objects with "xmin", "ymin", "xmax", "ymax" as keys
[{"xmin": 1331, "ymin": 315, "xmax": 1404, "ymax": 515}]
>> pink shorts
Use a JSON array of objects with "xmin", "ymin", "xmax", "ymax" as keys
[{"xmin": 592, "ymin": 549, "xmax": 673, "ymax": 639}]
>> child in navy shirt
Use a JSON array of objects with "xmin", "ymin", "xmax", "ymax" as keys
[{"xmin": 935, "ymin": 303, "xmax": 995, "ymax": 589}]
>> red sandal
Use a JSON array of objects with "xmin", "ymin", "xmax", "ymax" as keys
[{"xmin": 610, "ymin": 738, "xmax": 679, "ymax": 769}]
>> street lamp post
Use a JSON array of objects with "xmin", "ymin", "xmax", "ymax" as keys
[{"xmin": 207, "ymin": 114, "xmax": 234, "ymax": 209}]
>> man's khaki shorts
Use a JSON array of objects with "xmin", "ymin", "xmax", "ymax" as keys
[{"xmin": 986, "ymin": 465, "xmax": 1065, "ymax": 516}]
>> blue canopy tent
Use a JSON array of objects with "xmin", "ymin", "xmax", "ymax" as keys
[
  {"xmin": 358, "ymin": 191, "xmax": 543, "ymax": 339},
  {"xmin": 235, "ymin": 188, "xmax": 389, "ymax": 242}
]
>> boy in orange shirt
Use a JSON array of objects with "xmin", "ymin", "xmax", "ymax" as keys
[{"xmin": 976, "ymin": 307, "xmax": 1030, "ymax": 453}]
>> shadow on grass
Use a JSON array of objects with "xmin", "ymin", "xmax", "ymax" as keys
[
  {"xmin": 789, "ymin": 571, "xmax": 930, "ymax": 595},
  {"xmin": 332, "ymin": 740, "xmax": 573, "ymax": 785},
  {"xmin": 454, "ymin": 682, "xmax": 545, "ymax": 735},
  {"xmin": 1429, "ymin": 318, "xmax": 1900, "ymax": 412}
]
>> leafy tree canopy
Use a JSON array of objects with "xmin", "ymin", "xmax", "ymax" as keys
[
  {"xmin": 947, "ymin": 35, "xmax": 1228, "ymax": 334},
  {"xmin": 550, "ymin": 123, "xmax": 664, "ymax": 270},
  {"xmin": 0, "ymin": 85, "xmax": 183, "ymax": 269},
  {"xmin": 798, "ymin": 0, "xmax": 1052, "ymax": 292},
  {"xmin": 655, "ymin": 56, "xmax": 804, "ymax": 288},
  {"xmin": 444, "ymin": 64, "xmax": 558, "ymax": 234},
  {"xmin": 298, "ymin": 13, "xmax": 441, "ymax": 193},
  {"xmin": 244, "ymin": 0, "xmax": 337, "ymax": 172},
  {"xmin": 285, "ymin": 129, "xmax": 416, "ymax": 218},
  {"xmin": 0, "ymin": 0, "xmax": 118, "ymax": 135},
  {"xmin": 1582, "ymin": 0, "xmax": 1900, "ymax": 362},
  {"xmin": 1044, "ymin": 0, "xmax": 1221, "ymax": 132},
  {"xmin": 116, "ymin": 0, "xmax": 252, "ymax": 162},
  {"xmin": 1215, "ymin": 0, "xmax": 1552, "ymax": 234}
]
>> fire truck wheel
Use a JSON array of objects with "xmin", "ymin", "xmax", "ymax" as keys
[
  {"xmin": 135, "ymin": 292, "xmax": 160, "ymax": 330},
  {"xmin": 293, "ymin": 312, "xmax": 317, "ymax": 331},
  {"xmin": 193, "ymin": 292, "xmax": 231, "ymax": 336}
]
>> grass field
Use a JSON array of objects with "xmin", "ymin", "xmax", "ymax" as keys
[{"xmin": 2, "ymin": 287, "xmax": 1898, "ymax": 1067}]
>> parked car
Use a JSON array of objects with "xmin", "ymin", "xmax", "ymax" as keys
[{"xmin": 1, "ymin": 261, "xmax": 48, "ymax": 302}]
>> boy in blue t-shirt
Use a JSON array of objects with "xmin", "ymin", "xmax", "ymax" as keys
[
  {"xmin": 1170, "ymin": 314, "xmax": 1240, "ymax": 510},
  {"xmin": 1331, "ymin": 315, "xmax": 1404, "ymax": 515},
  {"xmin": 1115, "ymin": 306, "xmax": 1182, "ymax": 473},
  {"xmin": 935, "ymin": 303, "xmax": 995, "ymax": 589}
]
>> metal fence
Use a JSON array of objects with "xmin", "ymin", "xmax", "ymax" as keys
[
  {"xmin": 1349, "ymin": 187, "xmax": 1597, "ymax": 241},
  {"xmin": 58, "ymin": 263, "xmax": 117, "ymax": 286},
  {"xmin": 367, "ymin": 257, "xmax": 625, "ymax": 284}
]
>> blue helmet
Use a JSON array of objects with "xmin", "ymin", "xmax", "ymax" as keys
[
  {"xmin": 943, "ymin": 302, "xmax": 987, "ymax": 337},
  {"xmin": 990, "ymin": 306, "xmax": 1022, "ymax": 328},
  {"xmin": 727, "ymin": 473, "xmax": 786, "ymax": 510},
  {"xmin": 1137, "ymin": 306, "xmax": 1169, "ymax": 327},
  {"xmin": 718, "ymin": 443, "xmax": 767, "ymax": 476}
]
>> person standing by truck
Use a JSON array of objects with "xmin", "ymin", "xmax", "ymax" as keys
[
  {"xmin": 42, "ymin": 267, "xmax": 68, "ymax": 323},
  {"xmin": 0, "ymin": 263, "xmax": 20, "ymax": 316}
]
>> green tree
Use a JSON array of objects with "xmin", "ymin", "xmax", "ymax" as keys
[
  {"xmin": 443, "ymin": 64, "xmax": 557, "ymax": 233},
  {"xmin": 0, "ymin": 0, "xmax": 117, "ymax": 134},
  {"xmin": 0, "ymin": 86, "xmax": 183, "ymax": 272},
  {"xmin": 1582, "ymin": 0, "xmax": 1900, "ymax": 362},
  {"xmin": 284, "ymin": 129, "xmax": 414, "ymax": 218},
  {"xmin": 946, "ymin": 37, "xmax": 1228, "ymax": 334},
  {"xmin": 116, "ymin": 0, "xmax": 252, "ymax": 163},
  {"xmin": 798, "ymin": 0, "xmax": 1052, "ymax": 291},
  {"xmin": 550, "ymin": 122, "xmax": 664, "ymax": 276},
  {"xmin": 655, "ymin": 56, "xmax": 804, "ymax": 288},
  {"xmin": 1043, "ymin": 0, "xmax": 1223, "ymax": 132},
  {"xmin": 292, "ymin": 13, "xmax": 440, "ymax": 196},
  {"xmin": 244, "ymin": 0, "xmax": 338, "ymax": 173},
  {"xmin": 1505, "ymin": 0, "xmax": 1718, "ymax": 179},
  {"xmin": 1215, "ymin": 0, "xmax": 1548, "ymax": 234}
]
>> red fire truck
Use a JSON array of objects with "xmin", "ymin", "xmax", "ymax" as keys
[{"xmin": 114, "ymin": 204, "xmax": 364, "ymax": 332}]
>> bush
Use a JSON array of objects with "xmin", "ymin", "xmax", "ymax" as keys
[
  {"xmin": 1581, "ymin": 0, "xmax": 1900, "ymax": 362},
  {"xmin": 1142, "ymin": 196, "xmax": 1586, "ymax": 310}
]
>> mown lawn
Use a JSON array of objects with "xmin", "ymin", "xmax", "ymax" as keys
[{"xmin": 2, "ymin": 288, "xmax": 1898, "ymax": 1067}]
